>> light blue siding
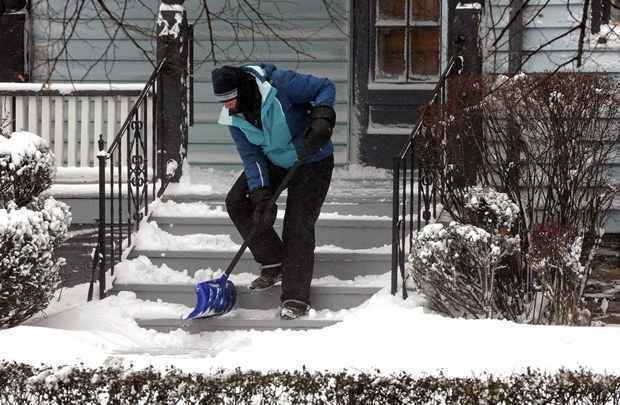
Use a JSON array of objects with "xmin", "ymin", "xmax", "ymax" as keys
[{"xmin": 31, "ymin": 0, "xmax": 351, "ymax": 166}]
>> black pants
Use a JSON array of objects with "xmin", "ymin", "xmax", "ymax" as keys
[{"xmin": 225, "ymin": 154, "xmax": 334, "ymax": 305}]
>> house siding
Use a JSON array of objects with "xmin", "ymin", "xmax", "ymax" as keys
[
  {"xmin": 30, "ymin": 0, "xmax": 351, "ymax": 167},
  {"xmin": 482, "ymin": 0, "xmax": 620, "ymax": 232}
]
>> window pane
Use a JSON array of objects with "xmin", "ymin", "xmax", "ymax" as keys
[
  {"xmin": 411, "ymin": 0, "xmax": 440, "ymax": 21},
  {"xmin": 409, "ymin": 27, "xmax": 440, "ymax": 78},
  {"xmin": 377, "ymin": 0, "xmax": 406, "ymax": 21},
  {"xmin": 376, "ymin": 28, "xmax": 406, "ymax": 81}
]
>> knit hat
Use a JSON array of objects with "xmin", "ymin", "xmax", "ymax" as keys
[{"xmin": 211, "ymin": 66, "xmax": 241, "ymax": 102}]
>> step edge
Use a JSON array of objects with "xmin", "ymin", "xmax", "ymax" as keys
[
  {"xmin": 129, "ymin": 250, "xmax": 392, "ymax": 259},
  {"xmin": 151, "ymin": 216, "xmax": 393, "ymax": 227},
  {"xmin": 112, "ymin": 284, "xmax": 382, "ymax": 294},
  {"xmin": 137, "ymin": 318, "xmax": 341, "ymax": 328}
]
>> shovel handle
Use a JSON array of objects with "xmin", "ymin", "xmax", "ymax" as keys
[{"xmin": 223, "ymin": 158, "xmax": 305, "ymax": 278}]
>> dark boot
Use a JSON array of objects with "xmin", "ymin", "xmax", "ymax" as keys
[
  {"xmin": 249, "ymin": 263, "xmax": 282, "ymax": 291},
  {"xmin": 280, "ymin": 299, "xmax": 310, "ymax": 320}
]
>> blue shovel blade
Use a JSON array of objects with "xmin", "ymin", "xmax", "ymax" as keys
[{"xmin": 184, "ymin": 276, "xmax": 237, "ymax": 320}]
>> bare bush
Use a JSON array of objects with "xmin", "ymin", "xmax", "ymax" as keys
[{"xmin": 418, "ymin": 73, "xmax": 619, "ymax": 325}]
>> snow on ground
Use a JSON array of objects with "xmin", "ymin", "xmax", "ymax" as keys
[
  {"xmin": 133, "ymin": 221, "xmax": 392, "ymax": 254},
  {"xmin": 2, "ymin": 282, "xmax": 620, "ymax": 376}
]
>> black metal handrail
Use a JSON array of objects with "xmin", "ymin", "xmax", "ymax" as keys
[
  {"xmin": 88, "ymin": 58, "xmax": 166, "ymax": 302},
  {"xmin": 391, "ymin": 56, "xmax": 464, "ymax": 299},
  {"xmin": 88, "ymin": 26, "xmax": 194, "ymax": 301}
]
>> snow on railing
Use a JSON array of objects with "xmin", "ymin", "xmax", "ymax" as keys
[{"xmin": 0, "ymin": 83, "xmax": 152, "ymax": 169}]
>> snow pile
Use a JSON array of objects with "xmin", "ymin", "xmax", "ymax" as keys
[
  {"xmin": 152, "ymin": 200, "xmax": 229, "ymax": 218},
  {"xmin": 3, "ymin": 281, "xmax": 620, "ymax": 376},
  {"xmin": 152, "ymin": 200, "xmax": 390, "ymax": 221},
  {"xmin": 134, "ymin": 221, "xmax": 240, "ymax": 251},
  {"xmin": 332, "ymin": 163, "xmax": 391, "ymax": 180},
  {"xmin": 0, "ymin": 131, "xmax": 55, "ymax": 206},
  {"xmin": 133, "ymin": 221, "xmax": 391, "ymax": 254},
  {"xmin": 114, "ymin": 255, "xmax": 389, "ymax": 287}
]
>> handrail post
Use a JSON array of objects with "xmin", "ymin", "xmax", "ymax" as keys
[
  {"xmin": 97, "ymin": 135, "xmax": 107, "ymax": 299},
  {"xmin": 391, "ymin": 157, "xmax": 400, "ymax": 295}
]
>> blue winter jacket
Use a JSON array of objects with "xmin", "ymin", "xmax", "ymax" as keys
[{"xmin": 217, "ymin": 64, "xmax": 335, "ymax": 191}]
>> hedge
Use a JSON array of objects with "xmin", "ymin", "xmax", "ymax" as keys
[{"xmin": 1, "ymin": 361, "xmax": 620, "ymax": 404}]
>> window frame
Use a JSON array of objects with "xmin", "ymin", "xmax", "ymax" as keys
[{"xmin": 372, "ymin": 0, "xmax": 442, "ymax": 83}]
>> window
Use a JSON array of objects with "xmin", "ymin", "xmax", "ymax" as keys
[{"xmin": 374, "ymin": 0, "xmax": 441, "ymax": 82}]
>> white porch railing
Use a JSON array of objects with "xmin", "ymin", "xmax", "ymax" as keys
[{"xmin": 0, "ymin": 83, "xmax": 153, "ymax": 169}]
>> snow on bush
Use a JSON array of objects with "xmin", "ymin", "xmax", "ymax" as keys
[
  {"xmin": 409, "ymin": 187, "xmax": 522, "ymax": 320},
  {"xmin": 0, "ymin": 131, "xmax": 55, "ymax": 207},
  {"xmin": 4, "ymin": 362, "xmax": 620, "ymax": 405},
  {"xmin": 409, "ymin": 221, "xmax": 508, "ymax": 319},
  {"xmin": 0, "ymin": 198, "xmax": 71, "ymax": 328},
  {"xmin": 462, "ymin": 186, "xmax": 520, "ymax": 237},
  {"xmin": 0, "ymin": 132, "xmax": 70, "ymax": 328}
]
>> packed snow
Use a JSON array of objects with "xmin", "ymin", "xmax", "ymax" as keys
[
  {"xmin": 133, "ymin": 221, "xmax": 392, "ymax": 254},
  {"xmin": 152, "ymin": 200, "xmax": 390, "ymax": 221},
  {"xmin": 114, "ymin": 256, "xmax": 389, "ymax": 287}
]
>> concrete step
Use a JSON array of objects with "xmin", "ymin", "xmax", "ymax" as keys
[
  {"xmin": 112, "ymin": 284, "xmax": 381, "ymax": 310},
  {"xmin": 137, "ymin": 317, "xmax": 340, "ymax": 332},
  {"xmin": 128, "ymin": 249, "xmax": 392, "ymax": 279},
  {"xmin": 152, "ymin": 216, "xmax": 393, "ymax": 249}
]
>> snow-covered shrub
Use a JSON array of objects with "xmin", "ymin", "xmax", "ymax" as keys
[
  {"xmin": 0, "ymin": 198, "xmax": 71, "ymax": 327},
  {"xmin": 462, "ymin": 186, "xmax": 520, "ymax": 237},
  {"xmin": 0, "ymin": 131, "xmax": 70, "ymax": 328},
  {"xmin": 0, "ymin": 131, "xmax": 55, "ymax": 207},
  {"xmin": 409, "ymin": 187, "xmax": 523, "ymax": 320},
  {"xmin": 409, "ymin": 221, "xmax": 515, "ymax": 319}
]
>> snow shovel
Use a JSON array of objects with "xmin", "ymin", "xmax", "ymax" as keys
[{"xmin": 184, "ymin": 158, "xmax": 304, "ymax": 320}]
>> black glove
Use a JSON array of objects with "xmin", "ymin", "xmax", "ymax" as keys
[
  {"xmin": 303, "ymin": 105, "xmax": 336, "ymax": 155},
  {"xmin": 250, "ymin": 187, "xmax": 277, "ymax": 231}
]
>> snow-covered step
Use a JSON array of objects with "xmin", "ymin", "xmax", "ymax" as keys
[
  {"xmin": 137, "ymin": 317, "xmax": 340, "ymax": 332},
  {"xmin": 152, "ymin": 216, "xmax": 393, "ymax": 249},
  {"xmin": 157, "ymin": 198, "xmax": 395, "ymax": 218},
  {"xmin": 112, "ymin": 284, "xmax": 381, "ymax": 311},
  {"xmin": 127, "ymin": 249, "xmax": 391, "ymax": 279}
]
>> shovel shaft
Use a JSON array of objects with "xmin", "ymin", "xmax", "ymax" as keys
[{"xmin": 223, "ymin": 159, "xmax": 304, "ymax": 278}]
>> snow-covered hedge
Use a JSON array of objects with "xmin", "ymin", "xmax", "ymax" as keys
[
  {"xmin": 0, "ymin": 198, "xmax": 71, "ymax": 327},
  {"xmin": 0, "ymin": 132, "xmax": 70, "ymax": 328},
  {"xmin": 0, "ymin": 131, "xmax": 55, "ymax": 207},
  {"xmin": 1, "ymin": 362, "xmax": 619, "ymax": 404}
]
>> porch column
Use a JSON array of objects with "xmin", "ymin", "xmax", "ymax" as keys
[
  {"xmin": 156, "ymin": 0, "xmax": 189, "ymax": 182},
  {"xmin": 449, "ymin": 0, "xmax": 483, "ymax": 186}
]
